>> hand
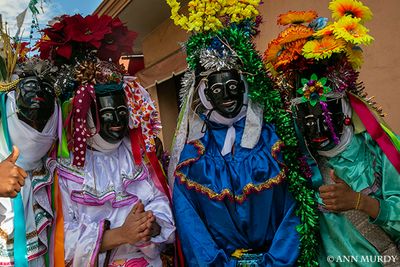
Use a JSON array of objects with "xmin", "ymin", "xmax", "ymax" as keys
[
  {"xmin": 319, "ymin": 170, "xmax": 358, "ymax": 212},
  {"xmin": 150, "ymin": 221, "xmax": 161, "ymax": 237},
  {"xmin": 0, "ymin": 146, "xmax": 28, "ymax": 198},
  {"xmin": 120, "ymin": 201, "xmax": 154, "ymax": 245}
]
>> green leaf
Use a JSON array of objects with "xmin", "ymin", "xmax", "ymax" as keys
[
  {"xmin": 324, "ymin": 86, "xmax": 332, "ymax": 93},
  {"xmin": 297, "ymin": 88, "xmax": 304, "ymax": 94},
  {"xmin": 310, "ymin": 99, "xmax": 318, "ymax": 106},
  {"xmin": 310, "ymin": 73, "xmax": 318, "ymax": 81},
  {"xmin": 320, "ymin": 96, "xmax": 327, "ymax": 102},
  {"xmin": 301, "ymin": 78, "xmax": 309, "ymax": 86},
  {"xmin": 319, "ymin": 77, "xmax": 327, "ymax": 86}
]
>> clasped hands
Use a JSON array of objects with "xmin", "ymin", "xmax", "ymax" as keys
[{"xmin": 120, "ymin": 201, "xmax": 161, "ymax": 245}]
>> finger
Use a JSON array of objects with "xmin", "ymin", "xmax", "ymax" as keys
[
  {"xmin": 135, "ymin": 202, "xmax": 145, "ymax": 213},
  {"xmin": 16, "ymin": 166, "xmax": 28, "ymax": 178},
  {"xmin": 17, "ymin": 176, "xmax": 25, "ymax": 187},
  {"xmin": 9, "ymin": 190, "xmax": 18, "ymax": 198},
  {"xmin": 321, "ymin": 198, "xmax": 337, "ymax": 205},
  {"xmin": 319, "ymin": 185, "xmax": 336, "ymax": 193},
  {"xmin": 5, "ymin": 146, "xmax": 19, "ymax": 164},
  {"xmin": 14, "ymin": 184, "xmax": 21, "ymax": 193},
  {"xmin": 136, "ymin": 223, "xmax": 149, "ymax": 233},
  {"xmin": 130, "ymin": 202, "xmax": 140, "ymax": 214},
  {"xmin": 330, "ymin": 170, "xmax": 344, "ymax": 184}
]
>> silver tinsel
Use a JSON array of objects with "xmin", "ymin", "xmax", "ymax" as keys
[
  {"xmin": 199, "ymin": 48, "xmax": 239, "ymax": 76},
  {"xmin": 14, "ymin": 58, "xmax": 58, "ymax": 83},
  {"xmin": 179, "ymin": 70, "xmax": 195, "ymax": 107}
]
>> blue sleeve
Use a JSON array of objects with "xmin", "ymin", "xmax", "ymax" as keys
[
  {"xmin": 262, "ymin": 182, "xmax": 301, "ymax": 266},
  {"xmin": 173, "ymin": 181, "xmax": 237, "ymax": 267}
]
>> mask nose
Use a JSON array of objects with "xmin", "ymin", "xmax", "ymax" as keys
[{"xmin": 113, "ymin": 110, "xmax": 121, "ymax": 124}]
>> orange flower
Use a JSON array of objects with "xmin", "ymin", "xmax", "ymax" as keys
[
  {"xmin": 277, "ymin": 25, "xmax": 314, "ymax": 45},
  {"xmin": 277, "ymin": 11, "xmax": 318, "ymax": 26},
  {"xmin": 329, "ymin": 0, "xmax": 373, "ymax": 22},
  {"xmin": 302, "ymin": 35, "xmax": 346, "ymax": 60},
  {"xmin": 264, "ymin": 39, "xmax": 284, "ymax": 63}
]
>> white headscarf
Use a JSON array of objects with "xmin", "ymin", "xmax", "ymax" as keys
[{"xmin": 4, "ymin": 91, "xmax": 58, "ymax": 171}]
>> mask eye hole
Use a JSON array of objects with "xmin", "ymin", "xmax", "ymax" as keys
[{"xmin": 212, "ymin": 87, "xmax": 222, "ymax": 94}]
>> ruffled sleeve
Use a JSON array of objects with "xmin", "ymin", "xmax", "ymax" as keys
[{"xmin": 59, "ymin": 172, "xmax": 107, "ymax": 267}]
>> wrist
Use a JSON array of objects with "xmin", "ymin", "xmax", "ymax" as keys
[
  {"xmin": 113, "ymin": 226, "xmax": 129, "ymax": 246},
  {"xmin": 354, "ymin": 192, "xmax": 362, "ymax": 210}
]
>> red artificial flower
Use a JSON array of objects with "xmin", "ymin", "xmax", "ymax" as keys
[{"xmin": 97, "ymin": 17, "xmax": 137, "ymax": 63}]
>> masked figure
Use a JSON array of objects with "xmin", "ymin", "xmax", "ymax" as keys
[
  {"xmin": 0, "ymin": 58, "xmax": 58, "ymax": 266},
  {"xmin": 165, "ymin": 0, "xmax": 318, "ymax": 263},
  {"xmin": 264, "ymin": 2, "xmax": 400, "ymax": 266},
  {"xmin": 54, "ymin": 60, "xmax": 174, "ymax": 267}
]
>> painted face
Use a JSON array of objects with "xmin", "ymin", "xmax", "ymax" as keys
[
  {"xmin": 15, "ymin": 76, "xmax": 55, "ymax": 132},
  {"xmin": 205, "ymin": 70, "xmax": 245, "ymax": 118},
  {"xmin": 293, "ymin": 98, "xmax": 345, "ymax": 151},
  {"xmin": 96, "ymin": 91, "xmax": 129, "ymax": 143}
]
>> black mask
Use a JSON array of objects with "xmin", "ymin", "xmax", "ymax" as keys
[
  {"xmin": 96, "ymin": 91, "xmax": 129, "ymax": 143},
  {"xmin": 205, "ymin": 70, "xmax": 245, "ymax": 118},
  {"xmin": 15, "ymin": 76, "xmax": 55, "ymax": 132},
  {"xmin": 293, "ymin": 98, "xmax": 345, "ymax": 151}
]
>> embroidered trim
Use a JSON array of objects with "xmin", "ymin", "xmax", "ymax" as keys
[
  {"xmin": 175, "ymin": 140, "xmax": 286, "ymax": 204},
  {"xmin": 271, "ymin": 140, "xmax": 285, "ymax": 161},
  {"xmin": 89, "ymin": 219, "xmax": 105, "ymax": 266}
]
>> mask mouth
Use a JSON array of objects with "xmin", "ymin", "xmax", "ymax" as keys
[
  {"xmin": 311, "ymin": 136, "xmax": 328, "ymax": 143},
  {"xmin": 31, "ymin": 96, "xmax": 46, "ymax": 103},
  {"xmin": 109, "ymin": 126, "xmax": 124, "ymax": 132},
  {"xmin": 221, "ymin": 100, "xmax": 238, "ymax": 112}
]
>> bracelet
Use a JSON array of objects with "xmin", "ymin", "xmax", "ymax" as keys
[{"xmin": 355, "ymin": 192, "xmax": 362, "ymax": 210}]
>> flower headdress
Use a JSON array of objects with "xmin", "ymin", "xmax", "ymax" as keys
[
  {"xmin": 166, "ymin": 1, "xmax": 319, "ymax": 265},
  {"xmin": 36, "ymin": 14, "xmax": 137, "ymax": 65},
  {"xmin": 37, "ymin": 14, "xmax": 161, "ymax": 168},
  {"xmin": 264, "ymin": 0, "xmax": 378, "ymax": 113}
]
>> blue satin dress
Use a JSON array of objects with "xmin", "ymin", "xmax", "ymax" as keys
[{"xmin": 173, "ymin": 118, "xmax": 300, "ymax": 266}]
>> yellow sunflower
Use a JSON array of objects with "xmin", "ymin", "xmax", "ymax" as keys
[
  {"xmin": 277, "ymin": 25, "xmax": 314, "ymax": 45},
  {"xmin": 302, "ymin": 36, "xmax": 346, "ymax": 60},
  {"xmin": 277, "ymin": 11, "xmax": 318, "ymax": 26},
  {"xmin": 264, "ymin": 39, "xmax": 285, "ymax": 63},
  {"xmin": 329, "ymin": 0, "xmax": 373, "ymax": 22},
  {"xmin": 333, "ymin": 16, "xmax": 374, "ymax": 45},
  {"xmin": 345, "ymin": 44, "xmax": 364, "ymax": 69}
]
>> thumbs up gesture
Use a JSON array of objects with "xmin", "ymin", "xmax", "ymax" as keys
[
  {"xmin": 0, "ymin": 146, "xmax": 28, "ymax": 198},
  {"xmin": 319, "ymin": 169, "xmax": 359, "ymax": 212}
]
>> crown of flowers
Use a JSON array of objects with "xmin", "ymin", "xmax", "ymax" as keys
[
  {"xmin": 166, "ymin": 0, "xmax": 261, "ymax": 33},
  {"xmin": 264, "ymin": 0, "xmax": 379, "ymax": 113},
  {"xmin": 36, "ymin": 14, "xmax": 137, "ymax": 65}
]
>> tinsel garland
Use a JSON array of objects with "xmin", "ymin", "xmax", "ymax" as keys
[{"xmin": 185, "ymin": 23, "xmax": 319, "ymax": 266}]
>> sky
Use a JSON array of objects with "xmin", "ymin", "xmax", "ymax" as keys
[{"xmin": 0, "ymin": 0, "xmax": 102, "ymax": 41}]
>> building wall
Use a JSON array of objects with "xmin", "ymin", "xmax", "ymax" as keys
[{"xmin": 255, "ymin": 0, "xmax": 400, "ymax": 132}]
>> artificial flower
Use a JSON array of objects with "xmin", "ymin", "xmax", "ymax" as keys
[
  {"xmin": 263, "ymin": 39, "xmax": 284, "ymax": 63},
  {"xmin": 345, "ymin": 44, "xmax": 363, "ymax": 69},
  {"xmin": 97, "ymin": 18, "xmax": 138, "ymax": 62},
  {"xmin": 313, "ymin": 24, "xmax": 335, "ymax": 37},
  {"xmin": 277, "ymin": 25, "xmax": 314, "ymax": 44},
  {"xmin": 329, "ymin": 0, "xmax": 373, "ymax": 22},
  {"xmin": 333, "ymin": 16, "xmax": 373, "ymax": 45},
  {"xmin": 302, "ymin": 35, "xmax": 346, "ymax": 60},
  {"xmin": 277, "ymin": 11, "xmax": 318, "ymax": 26},
  {"xmin": 297, "ymin": 73, "xmax": 332, "ymax": 106}
]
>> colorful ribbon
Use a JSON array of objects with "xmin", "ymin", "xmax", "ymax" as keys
[
  {"xmin": 0, "ymin": 93, "xmax": 28, "ymax": 267},
  {"xmin": 348, "ymin": 93, "xmax": 400, "ymax": 174}
]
